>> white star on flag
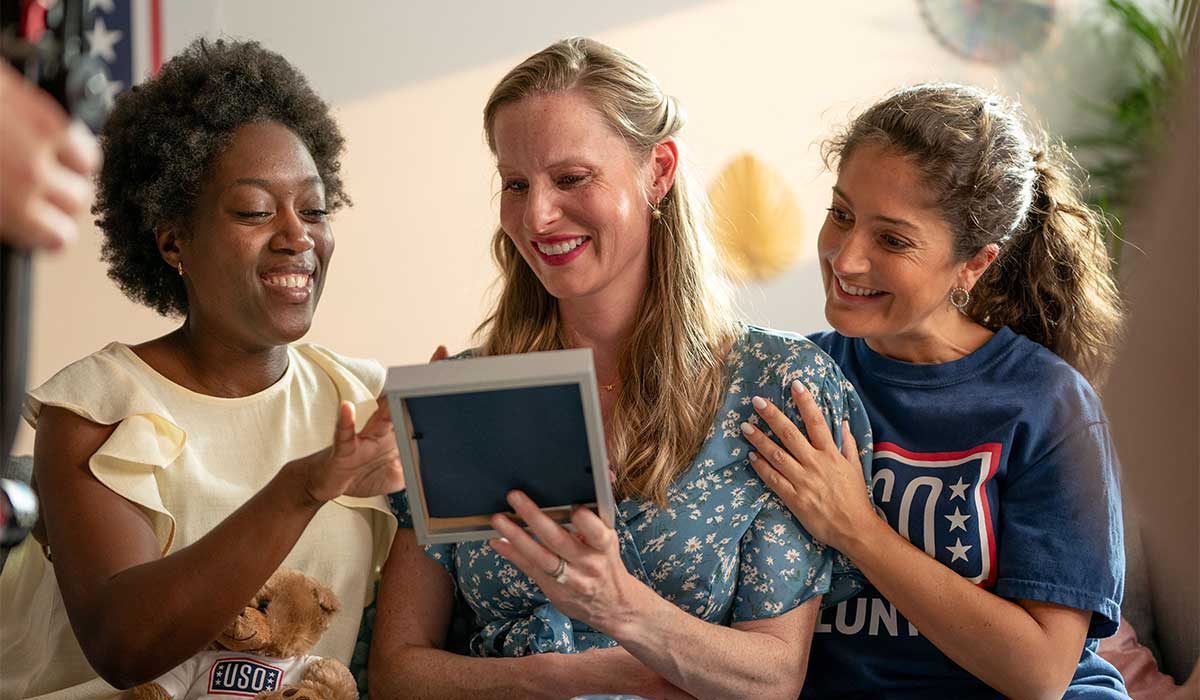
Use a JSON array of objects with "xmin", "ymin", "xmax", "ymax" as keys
[
  {"xmin": 948, "ymin": 476, "xmax": 970, "ymax": 501},
  {"xmin": 89, "ymin": 0, "xmax": 115, "ymax": 13},
  {"xmin": 86, "ymin": 16, "xmax": 123, "ymax": 63},
  {"xmin": 101, "ymin": 75, "xmax": 125, "ymax": 108},
  {"xmin": 946, "ymin": 538, "xmax": 973, "ymax": 563},
  {"xmin": 945, "ymin": 507, "xmax": 971, "ymax": 532}
]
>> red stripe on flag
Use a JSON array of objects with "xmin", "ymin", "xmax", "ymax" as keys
[
  {"xmin": 150, "ymin": 0, "xmax": 162, "ymax": 75},
  {"xmin": 20, "ymin": 0, "xmax": 47, "ymax": 43}
]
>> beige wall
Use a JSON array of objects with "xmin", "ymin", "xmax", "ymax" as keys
[{"xmin": 14, "ymin": 0, "xmax": 1134, "ymax": 452}]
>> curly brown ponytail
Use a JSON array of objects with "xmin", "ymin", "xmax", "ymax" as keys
[
  {"xmin": 969, "ymin": 144, "xmax": 1124, "ymax": 385},
  {"xmin": 826, "ymin": 84, "xmax": 1125, "ymax": 387}
]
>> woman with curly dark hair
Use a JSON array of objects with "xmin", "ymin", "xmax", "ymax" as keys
[
  {"xmin": 0, "ymin": 39, "xmax": 401, "ymax": 699},
  {"xmin": 741, "ymin": 84, "xmax": 1128, "ymax": 699}
]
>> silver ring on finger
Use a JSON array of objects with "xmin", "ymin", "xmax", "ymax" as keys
[{"xmin": 546, "ymin": 555, "xmax": 568, "ymax": 584}]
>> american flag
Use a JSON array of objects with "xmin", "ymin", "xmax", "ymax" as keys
[{"xmin": 87, "ymin": 0, "xmax": 161, "ymax": 107}]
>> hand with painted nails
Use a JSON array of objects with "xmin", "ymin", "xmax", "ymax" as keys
[
  {"xmin": 740, "ymin": 380, "xmax": 875, "ymax": 550},
  {"xmin": 300, "ymin": 397, "xmax": 404, "ymax": 502},
  {"xmin": 0, "ymin": 62, "xmax": 102, "ymax": 251},
  {"xmin": 489, "ymin": 490, "xmax": 643, "ymax": 633}
]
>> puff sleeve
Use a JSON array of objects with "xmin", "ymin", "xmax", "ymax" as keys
[{"xmin": 24, "ymin": 344, "xmax": 186, "ymax": 553}]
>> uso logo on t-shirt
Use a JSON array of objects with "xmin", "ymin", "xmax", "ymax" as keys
[{"xmin": 208, "ymin": 657, "xmax": 283, "ymax": 696}]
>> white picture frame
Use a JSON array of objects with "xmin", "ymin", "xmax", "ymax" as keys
[{"xmin": 384, "ymin": 348, "xmax": 614, "ymax": 545}]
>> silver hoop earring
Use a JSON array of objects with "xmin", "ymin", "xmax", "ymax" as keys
[{"xmin": 949, "ymin": 286, "xmax": 970, "ymax": 312}]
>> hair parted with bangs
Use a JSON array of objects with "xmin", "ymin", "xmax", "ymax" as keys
[
  {"xmin": 94, "ymin": 38, "xmax": 349, "ymax": 317},
  {"xmin": 824, "ymin": 83, "xmax": 1124, "ymax": 387},
  {"xmin": 478, "ymin": 37, "xmax": 739, "ymax": 505}
]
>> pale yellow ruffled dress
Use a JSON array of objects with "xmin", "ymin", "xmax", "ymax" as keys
[{"xmin": 0, "ymin": 343, "xmax": 397, "ymax": 700}]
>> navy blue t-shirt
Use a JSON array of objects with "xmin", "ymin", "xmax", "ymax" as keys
[{"xmin": 802, "ymin": 328, "xmax": 1128, "ymax": 699}]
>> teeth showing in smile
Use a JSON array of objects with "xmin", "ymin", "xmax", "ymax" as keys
[
  {"xmin": 265, "ymin": 273, "xmax": 310, "ymax": 288},
  {"xmin": 535, "ymin": 236, "xmax": 587, "ymax": 256},
  {"xmin": 838, "ymin": 278, "xmax": 883, "ymax": 296}
]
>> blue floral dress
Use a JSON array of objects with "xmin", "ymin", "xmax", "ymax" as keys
[{"xmin": 355, "ymin": 325, "xmax": 872, "ymax": 687}]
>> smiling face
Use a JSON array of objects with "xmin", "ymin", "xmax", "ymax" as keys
[
  {"xmin": 818, "ymin": 143, "xmax": 989, "ymax": 353},
  {"xmin": 492, "ymin": 89, "xmax": 655, "ymax": 305},
  {"xmin": 165, "ymin": 121, "xmax": 332, "ymax": 349}
]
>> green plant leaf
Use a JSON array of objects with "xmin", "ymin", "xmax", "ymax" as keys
[{"xmin": 1065, "ymin": 0, "xmax": 1195, "ymax": 269}]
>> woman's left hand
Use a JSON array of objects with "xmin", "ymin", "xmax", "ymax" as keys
[
  {"xmin": 490, "ymin": 490, "xmax": 642, "ymax": 633},
  {"xmin": 740, "ymin": 381, "xmax": 876, "ymax": 552}
]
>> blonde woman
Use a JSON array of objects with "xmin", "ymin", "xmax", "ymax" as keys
[{"xmin": 368, "ymin": 38, "xmax": 872, "ymax": 699}]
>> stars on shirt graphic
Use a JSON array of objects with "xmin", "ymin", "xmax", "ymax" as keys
[
  {"xmin": 871, "ymin": 442, "xmax": 1001, "ymax": 587},
  {"xmin": 948, "ymin": 476, "xmax": 970, "ymax": 500},
  {"xmin": 946, "ymin": 537, "xmax": 973, "ymax": 563},
  {"xmin": 945, "ymin": 507, "xmax": 971, "ymax": 532}
]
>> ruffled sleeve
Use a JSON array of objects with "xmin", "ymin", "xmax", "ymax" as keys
[
  {"xmin": 728, "ymin": 342, "xmax": 833, "ymax": 621},
  {"xmin": 295, "ymin": 343, "xmax": 398, "ymax": 584},
  {"xmin": 731, "ymin": 329, "xmax": 872, "ymax": 619},
  {"xmin": 23, "ymin": 343, "xmax": 186, "ymax": 553},
  {"xmin": 818, "ymin": 365, "xmax": 874, "ymax": 607}
]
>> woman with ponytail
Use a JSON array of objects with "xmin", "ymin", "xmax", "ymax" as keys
[
  {"xmin": 738, "ymin": 83, "xmax": 1128, "ymax": 698},
  {"xmin": 368, "ymin": 38, "xmax": 872, "ymax": 699}
]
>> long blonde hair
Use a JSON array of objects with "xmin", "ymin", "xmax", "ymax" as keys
[
  {"xmin": 824, "ymin": 84, "xmax": 1124, "ymax": 387},
  {"xmin": 477, "ymin": 37, "xmax": 738, "ymax": 505}
]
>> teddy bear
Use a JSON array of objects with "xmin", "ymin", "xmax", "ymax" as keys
[{"xmin": 129, "ymin": 568, "xmax": 358, "ymax": 700}]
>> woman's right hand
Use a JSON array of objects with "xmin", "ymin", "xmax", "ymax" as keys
[
  {"xmin": 299, "ymin": 398, "xmax": 404, "ymax": 502},
  {"xmin": 298, "ymin": 345, "xmax": 447, "ymax": 503},
  {"xmin": 743, "ymin": 381, "xmax": 875, "ymax": 552}
]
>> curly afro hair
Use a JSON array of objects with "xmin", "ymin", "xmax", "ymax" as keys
[{"xmin": 94, "ymin": 38, "xmax": 350, "ymax": 317}]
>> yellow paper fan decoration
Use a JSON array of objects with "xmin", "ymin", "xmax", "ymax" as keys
[{"xmin": 708, "ymin": 153, "xmax": 805, "ymax": 282}]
